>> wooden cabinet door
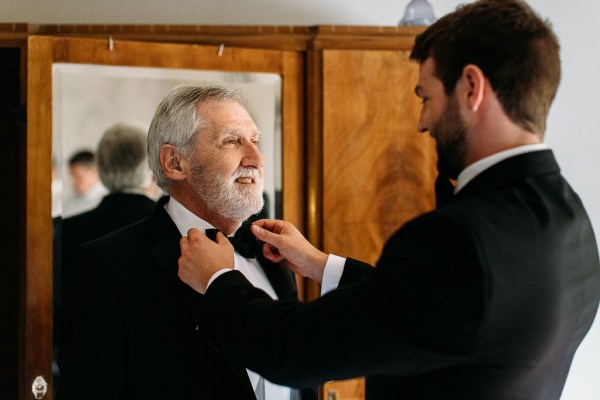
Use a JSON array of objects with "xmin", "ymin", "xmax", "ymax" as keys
[
  {"xmin": 321, "ymin": 48, "xmax": 436, "ymax": 263},
  {"xmin": 22, "ymin": 35, "xmax": 304, "ymax": 400},
  {"xmin": 315, "ymin": 48, "xmax": 437, "ymax": 399}
]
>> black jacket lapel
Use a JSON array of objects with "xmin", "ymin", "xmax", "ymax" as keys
[
  {"xmin": 146, "ymin": 202, "xmax": 256, "ymax": 398},
  {"xmin": 251, "ymin": 235, "xmax": 298, "ymax": 301}
]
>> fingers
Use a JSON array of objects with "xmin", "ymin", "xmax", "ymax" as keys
[
  {"xmin": 184, "ymin": 228, "xmax": 229, "ymax": 249},
  {"xmin": 178, "ymin": 228, "xmax": 231, "ymax": 295},
  {"xmin": 250, "ymin": 223, "xmax": 282, "ymax": 247},
  {"xmin": 180, "ymin": 235, "xmax": 188, "ymax": 247},
  {"xmin": 214, "ymin": 231, "xmax": 229, "ymax": 245},
  {"xmin": 262, "ymin": 243, "xmax": 284, "ymax": 263},
  {"xmin": 251, "ymin": 219, "xmax": 278, "ymax": 229},
  {"xmin": 252, "ymin": 219, "xmax": 288, "ymax": 234},
  {"xmin": 186, "ymin": 227, "xmax": 204, "ymax": 242}
]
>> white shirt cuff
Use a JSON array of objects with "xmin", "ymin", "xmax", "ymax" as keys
[
  {"xmin": 207, "ymin": 268, "xmax": 234, "ymax": 289},
  {"xmin": 320, "ymin": 254, "xmax": 346, "ymax": 295}
]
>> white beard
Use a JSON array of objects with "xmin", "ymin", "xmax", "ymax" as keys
[{"xmin": 190, "ymin": 163, "xmax": 264, "ymax": 222}]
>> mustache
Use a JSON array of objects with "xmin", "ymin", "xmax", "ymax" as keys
[{"xmin": 231, "ymin": 167, "xmax": 261, "ymax": 180}]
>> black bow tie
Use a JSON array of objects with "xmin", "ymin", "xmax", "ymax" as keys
[{"xmin": 205, "ymin": 224, "xmax": 256, "ymax": 259}]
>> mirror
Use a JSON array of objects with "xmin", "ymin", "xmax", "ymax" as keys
[
  {"xmin": 52, "ymin": 63, "xmax": 282, "ymax": 219},
  {"xmin": 51, "ymin": 63, "xmax": 283, "ymax": 380}
]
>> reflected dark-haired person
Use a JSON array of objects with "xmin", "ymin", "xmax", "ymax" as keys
[{"xmin": 62, "ymin": 149, "xmax": 108, "ymax": 217}]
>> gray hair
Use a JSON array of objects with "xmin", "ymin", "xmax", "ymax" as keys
[
  {"xmin": 97, "ymin": 123, "xmax": 151, "ymax": 192},
  {"xmin": 147, "ymin": 83, "xmax": 248, "ymax": 192}
]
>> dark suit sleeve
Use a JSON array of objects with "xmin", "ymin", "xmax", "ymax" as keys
[
  {"xmin": 57, "ymin": 246, "xmax": 126, "ymax": 399},
  {"xmin": 204, "ymin": 212, "xmax": 485, "ymax": 389},
  {"xmin": 339, "ymin": 258, "xmax": 374, "ymax": 285}
]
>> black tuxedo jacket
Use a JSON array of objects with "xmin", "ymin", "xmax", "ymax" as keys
[
  {"xmin": 202, "ymin": 150, "xmax": 600, "ymax": 399},
  {"xmin": 56, "ymin": 193, "xmax": 157, "ymax": 351},
  {"xmin": 61, "ymin": 192, "xmax": 157, "ymax": 257},
  {"xmin": 57, "ymin": 198, "xmax": 300, "ymax": 399}
]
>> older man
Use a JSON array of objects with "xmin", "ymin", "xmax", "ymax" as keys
[{"xmin": 58, "ymin": 84, "xmax": 311, "ymax": 400}]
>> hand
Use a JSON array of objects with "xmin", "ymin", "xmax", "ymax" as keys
[
  {"xmin": 178, "ymin": 228, "xmax": 234, "ymax": 294},
  {"xmin": 250, "ymin": 219, "xmax": 328, "ymax": 283}
]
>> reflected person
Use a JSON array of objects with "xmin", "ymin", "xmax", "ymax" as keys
[
  {"xmin": 177, "ymin": 1, "xmax": 600, "ymax": 399},
  {"xmin": 58, "ymin": 83, "xmax": 313, "ymax": 400},
  {"xmin": 56, "ymin": 123, "xmax": 158, "ymax": 388},
  {"xmin": 62, "ymin": 149, "xmax": 108, "ymax": 217},
  {"xmin": 61, "ymin": 123, "xmax": 157, "ymax": 257}
]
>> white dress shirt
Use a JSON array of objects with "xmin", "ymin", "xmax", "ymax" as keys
[
  {"xmin": 165, "ymin": 197, "xmax": 292, "ymax": 400},
  {"xmin": 319, "ymin": 143, "xmax": 549, "ymax": 295},
  {"xmin": 453, "ymin": 143, "xmax": 547, "ymax": 194}
]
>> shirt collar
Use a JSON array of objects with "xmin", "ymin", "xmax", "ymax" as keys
[
  {"xmin": 454, "ymin": 143, "xmax": 548, "ymax": 194},
  {"xmin": 164, "ymin": 196, "xmax": 241, "ymax": 237}
]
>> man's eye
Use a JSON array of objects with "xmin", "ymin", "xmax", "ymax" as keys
[{"xmin": 252, "ymin": 140, "xmax": 260, "ymax": 146}]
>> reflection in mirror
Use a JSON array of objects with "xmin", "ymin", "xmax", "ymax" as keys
[
  {"xmin": 52, "ymin": 64, "xmax": 282, "ymax": 219},
  {"xmin": 50, "ymin": 64, "xmax": 282, "ymax": 385}
]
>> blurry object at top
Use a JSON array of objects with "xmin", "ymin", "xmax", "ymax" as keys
[{"xmin": 400, "ymin": 0, "xmax": 437, "ymax": 26}]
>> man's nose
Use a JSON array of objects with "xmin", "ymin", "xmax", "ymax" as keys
[
  {"xmin": 242, "ymin": 142, "xmax": 264, "ymax": 169},
  {"xmin": 417, "ymin": 113, "xmax": 428, "ymax": 134}
]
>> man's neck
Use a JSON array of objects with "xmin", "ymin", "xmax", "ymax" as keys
[{"xmin": 169, "ymin": 191, "xmax": 242, "ymax": 235}]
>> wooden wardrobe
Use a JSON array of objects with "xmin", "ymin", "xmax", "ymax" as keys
[{"xmin": 0, "ymin": 24, "xmax": 436, "ymax": 400}]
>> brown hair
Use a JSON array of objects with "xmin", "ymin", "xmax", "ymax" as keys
[{"xmin": 410, "ymin": 0, "xmax": 560, "ymax": 136}]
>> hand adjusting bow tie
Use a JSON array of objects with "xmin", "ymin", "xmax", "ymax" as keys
[{"xmin": 205, "ymin": 224, "xmax": 256, "ymax": 259}]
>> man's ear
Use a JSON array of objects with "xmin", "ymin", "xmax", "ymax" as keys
[
  {"xmin": 459, "ymin": 64, "xmax": 486, "ymax": 112},
  {"xmin": 159, "ymin": 144, "xmax": 188, "ymax": 181}
]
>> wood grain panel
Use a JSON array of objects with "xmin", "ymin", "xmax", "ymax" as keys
[
  {"xmin": 51, "ymin": 37, "xmax": 282, "ymax": 72},
  {"xmin": 280, "ymin": 50, "xmax": 305, "ymax": 231},
  {"xmin": 318, "ymin": 48, "xmax": 436, "ymax": 400},
  {"xmin": 322, "ymin": 49, "xmax": 436, "ymax": 264},
  {"xmin": 2, "ymin": 24, "xmax": 422, "ymax": 52},
  {"xmin": 26, "ymin": 36, "xmax": 55, "ymax": 399}
]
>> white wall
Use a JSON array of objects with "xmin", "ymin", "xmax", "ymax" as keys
[{"xmin": 3, "ymin": 1, "xmax": 600, "ymax": 398}]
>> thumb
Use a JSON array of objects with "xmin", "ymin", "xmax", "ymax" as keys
[
  {"xmin": 251, "ymin": 224, "xmax": 281, "ymax": 247},
  {"xmin": 215, "ymin": 231, "xmax": 230, "ymax": 245},
  {"xmin": 187, "ymin": 227, "xmax": 203, "ymax": 238}
]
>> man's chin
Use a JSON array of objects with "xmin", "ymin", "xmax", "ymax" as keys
[{"xmin": 220, "ymin": 196, "xmax": 264, "ymax": 221}]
